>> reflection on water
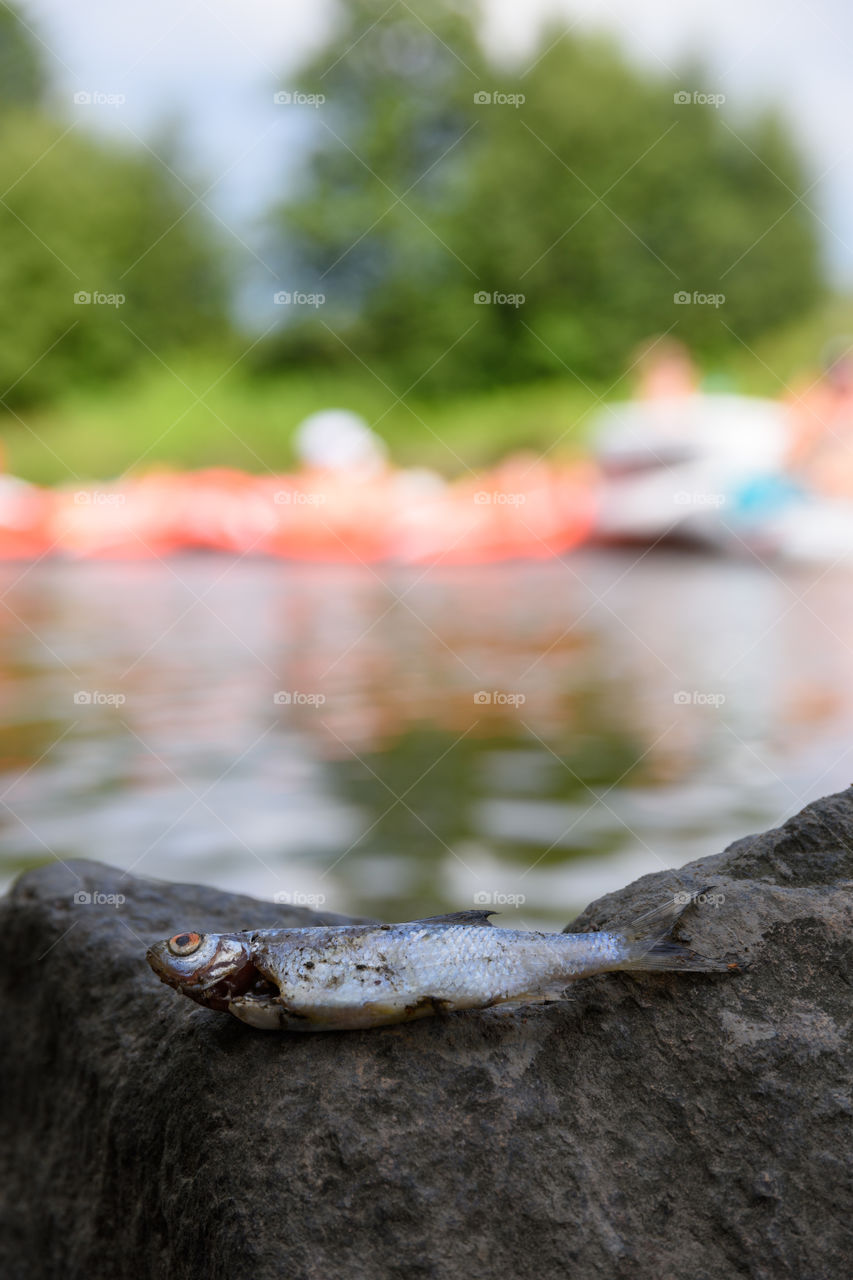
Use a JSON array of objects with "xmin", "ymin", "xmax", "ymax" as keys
[{"xmin": 1, "ymin": 551, "xmax": 851, "ymax": 926}]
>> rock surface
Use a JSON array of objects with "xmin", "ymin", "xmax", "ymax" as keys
[{"xmin": 2, "ymin": 790, "xmax": 853, "ymax": 1280}]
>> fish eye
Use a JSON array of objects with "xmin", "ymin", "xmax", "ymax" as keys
[{"xmin": 168, "ymin": 931, "xmax": 203, "ymax": 956}]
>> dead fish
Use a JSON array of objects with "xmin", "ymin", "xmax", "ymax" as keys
[{"xmin": 145, "ymin": 892, "xmax": 739, "ymax": 1031}]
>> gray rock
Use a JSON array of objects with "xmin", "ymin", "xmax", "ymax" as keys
[{"xmin": 2, "ymin": 789, "xmax": 852, "ymax": 1280}]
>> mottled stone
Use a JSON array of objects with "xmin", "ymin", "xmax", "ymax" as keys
[{"xmin": 2, "ymin": 789, "xmax": 853, "ymax": 1279}]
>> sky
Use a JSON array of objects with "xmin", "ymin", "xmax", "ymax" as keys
[{"xmin": 18, "ymin": 0, "xmax": 853, "ymax": 282}]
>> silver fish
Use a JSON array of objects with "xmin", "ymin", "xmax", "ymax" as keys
[{"xmin": 146, "ymin": 895, "xmax": 739, "ymax": 1031}]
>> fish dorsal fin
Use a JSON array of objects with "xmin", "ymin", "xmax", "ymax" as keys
[{"xmin": 410, "ymin": 910, "xmax": 497, "ymax": 927}]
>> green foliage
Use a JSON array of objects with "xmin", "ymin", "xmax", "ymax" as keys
[
  {"xmin": 0, "ymin": 7, "xmax": 230, "ymax": 406},
  {"xmin": 0, "ymin": 5, "xmax": 45, "ymax": 110},
  {"xmin": 6, "ymin": 289, "xmax": 853, "ymax": 485},
  {"xmin": 2, "ymin": 355, "xmax": 597, "ymax": 484},
  {"xmin": 0, "ymin": 0, "xmax": 830, "ymax": 452},
  {"xmin": 267, "ymin": 5, "xmax": 824, "ymax": 391}
]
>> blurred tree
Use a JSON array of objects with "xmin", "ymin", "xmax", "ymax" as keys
[
  {"xmin": 263, "ymin": 0, "xmax": 489, "ymax": 383},
  {"xmin": 0, "ymin": 6, "xmax": 229, "ymax": 406},
  {"xmin": 266, "ymin": 6, "xmax": 824, "ymax": 392},
  {"xmin": 0, "ymin": 4, "xmax": 45, "ymax": 110}
]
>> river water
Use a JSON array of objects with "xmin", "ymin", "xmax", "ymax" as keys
[{"xmin": 1, "ymin": 550, "xmax": 850, "ymax": 926}]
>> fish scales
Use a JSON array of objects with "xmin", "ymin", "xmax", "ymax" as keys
[{"xmin": 252, "ymin": 924, "xmax": 626, "ymax": 1017}]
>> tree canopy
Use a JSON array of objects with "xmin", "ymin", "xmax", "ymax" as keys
[
  {"xmin": 0, "ymin": 6, "xmax": 229, "ymax": 405},
  {"xmin": 266, "ymin": 1, "xmax": 824, "ymax": 391}
]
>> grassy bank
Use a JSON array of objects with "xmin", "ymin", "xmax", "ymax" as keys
[
  {"xmin": 3, "ymin": 297, "xmax": 852, "ymax": 485},
  {"xmin": 2, "ymin": 363, "xmax": 602, "ymax": 484}
]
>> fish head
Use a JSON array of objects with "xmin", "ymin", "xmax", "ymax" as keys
[{"xmin": 146, "ymin": 930, "xmax": 259, "ymax": 1012}]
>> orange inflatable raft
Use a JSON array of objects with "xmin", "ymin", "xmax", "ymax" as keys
[
  {"xmin": 0, "ymin": 477, "xmax": 57, "ymax": 560},
  {"xmin": 4, "ymin": 460, "xmax": 596, "ymax": 564}
]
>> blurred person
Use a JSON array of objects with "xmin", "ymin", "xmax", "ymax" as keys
[
  {"xmin": 786, "ymin": 339, "xmax": 853, "ymax": 497},
  {"xmin": 748, "ymin": 339, "xmax": 853, "ymax": 560},
  {"xmin": 293, "ymin": 406, "xmax": 445, "ymax": 498},
  {"xmin": 593, "ymin": 336, "xmax": 709, "ymax": 475},
  {"xmin": 632, "ymin": 336, "xmax": 700, "ymax": 402},
  {"xmin": 293, "ymin": 410, "xmax": 388, "ymax": 479},
  {"xmin": 592, "ymin": 337, "xmax": 789, "ymax": 547}
]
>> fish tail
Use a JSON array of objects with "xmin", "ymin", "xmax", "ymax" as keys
[
  {"xmin": 620, "ymin": 938, "xmax": 737, "ymax": 974},
  {"xmin": 617, "ymin": 887, "xmax": 741, "ymax": 974}
]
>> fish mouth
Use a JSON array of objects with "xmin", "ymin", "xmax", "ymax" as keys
[{"xmin": 194, "ymin": 963, "xmax": 278, "ymax": 1012}]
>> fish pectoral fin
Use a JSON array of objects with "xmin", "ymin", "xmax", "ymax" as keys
[
  {"xmin": 484, "ymin": 986, "xmax": 573, "ymax": 1013},
  {"xmin": 407, "ymin": 910, "xmax": 497, "ymax": 927}
]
